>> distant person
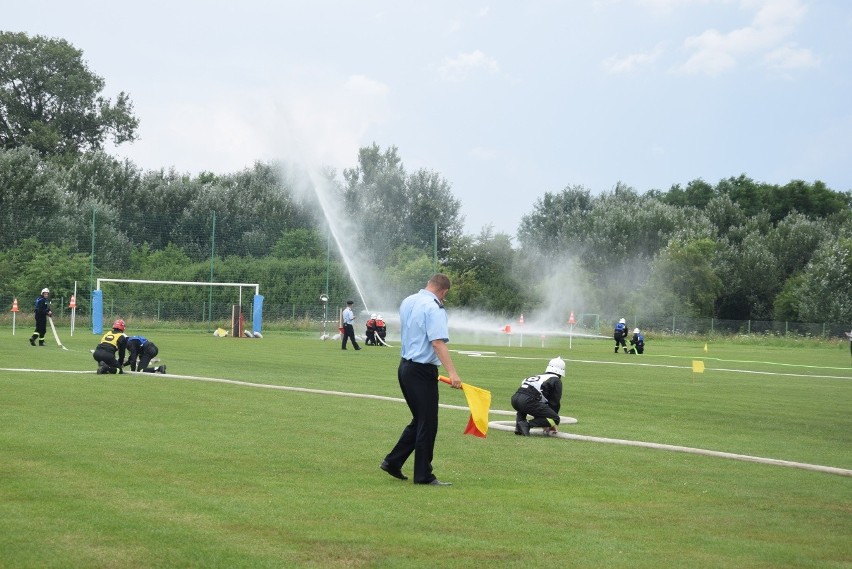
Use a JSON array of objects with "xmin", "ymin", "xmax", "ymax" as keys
[
  {"xmin": 93, "ymin": 319, "xmax": 128, "ymax": 374},
  {"xmin": 628, "ymin": 328, "xmax": 645, "ymax": 354},
  {"xmin": 381, "ymin": 273, "xmax": 462, "ymax": 486},
  {"xmin": 29, "ymin": 287, "xmax": 53, "ymax": 347},
  {"xmin": 846, "ymin": 330, "xmax": 852, "ymax": 359},
  {"xmin": 375, "ymin": 314, "xmax": 387, "ymax": 346},
  {"xmin": 511, "ymin": 357, "xmax": 565, "ymax": 436},
  {"xmin": 365, "ymin": 313, "xmax": 377, "ymax": 346},
  {"xmin": 126, "ymin": 335, "xmax": 166, "ymax": 373},
  {"xmin": 341, "ymin": 300, "xmax": 361, "ymax": 350},
  {"xmin": 614, "ymin": 318, "xmax": 628, "ymax": 354}
]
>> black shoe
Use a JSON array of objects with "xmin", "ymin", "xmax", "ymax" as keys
[
  {"xmin": 380, "ymin": 461, "xmax": 408, "ymax": 480},
  {"xmin": 420, "ymin": 479, "xmax": 452, "ymax": 486},
  {"xmin": 39, "ymin": 341, "xmax": 45, "ymax": 346},
  {"xmin": 516, "ymin": 420, "xmax": 530, "ymax": 436},
  {"xmin": 29, "ymin": 336, "xmax": 36, "ymax": 346},
  {"xmin": 354, "ymin": 346, "xmax": 361, "ymax": 351}
]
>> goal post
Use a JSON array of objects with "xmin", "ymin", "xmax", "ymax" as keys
[{"xmin": 92, "ymin": 278, "xmax": 263, "ymax": 335}]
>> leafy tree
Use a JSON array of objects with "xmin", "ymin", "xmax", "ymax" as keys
[
  {"xmin": 642, "ymin": 238, "xmax": 722, "ymax": 317},
  {"xmin": 272, "ymin": 228, "xmax": 326, "ymax": 259},
  {"xmin": 0, "ymin": 238, "xmax": 90, "ymax": 305},
  {"xmin": 517, "ymin": 185, "xmax": 594, "ymax": 255},
  {"xmin": 445, "ymin": 227, "xmax": 525, "ymax": 313},
  {"xmin": 0, "ymin": 146, "xmax": 63, "ymax": 248},
  {"xmin": 792, "ymin": 238, "xmax": 852, "ymax": 323},
  {"xmin": 0, "ymin": 32, "xmax": 138, "ymax": 159},
  {"xmin": 714, "ymin": 231, "xmax": 780, "ymax": 319},
  {"xmin": 342, "ymin": 144, "xmax": 463, "ymax": 266},
  {"xmin": 766, "ymin": 213, "xmax": 830, "ymax": 278}
]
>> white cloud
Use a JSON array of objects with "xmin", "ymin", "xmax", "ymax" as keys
[
  {"xmin": 602, "ymin": 44, "xmax": 665, "ymax": 74},
  {"xmin": 764, "ymin": 43, "xmax": 820, "ymax": 70},
  {"xmin": 676, "ymin": 0, "xmax": 811, "ymax": 75},
  {"xmin": 437, "ymin": 50, "xmax": 500, "ymax": 81}
]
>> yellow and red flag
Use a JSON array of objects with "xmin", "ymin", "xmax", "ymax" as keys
[{"xmin": 439, "ymin": 376, "xmax": 492, "ymax": 438}]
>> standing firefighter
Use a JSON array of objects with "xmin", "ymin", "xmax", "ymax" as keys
[
  {"xmin": 126, "ymin": 335, "xmax": 166, "ymax": 373},
  {"xmin": 93, "ymin": 319, "xmax": 128, "ymax": 374},
  {"xmin": 614, "ymin": 317, "xmax": 628, "ymax": 354},
  {"xmin": 511, "ymin": 357, "xmax": 565, "ymax": 436},
  {"xmin": 29, "ymin": 288, "xmax": 53, "ymax": 346},
  {"xmin": 628, "ymin": 328, "xmax": 645, "ymax": 354}
]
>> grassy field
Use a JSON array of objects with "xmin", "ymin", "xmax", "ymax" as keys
[{"xmin": 1, "ymin": 327, "xmax": 850, "ymax": 568}]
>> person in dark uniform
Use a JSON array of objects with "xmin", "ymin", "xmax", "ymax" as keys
[
  {"xmin": 365, "ymin": 314, "xmax": 377, "ymax": 346},
  {"xmin": 614, "ymin": 318, "xmax": 628, "ymax": 354},
  {"xmin": 126, "ymin": 335, "xmax": 166, "ymax": 373},
  {"xmin": 341, "ymin": 300, "xmax": 361, "ymax": 350},
  {"xmin": 628, "ymin": 328, "xmax": 645, "ymax": 354},
  {"xmin": 93, "ymin": 319, "xmax": 128, "ymax": 374},
  {"xmin": 511, "ymin": 357, "xmax": 565, "ymax": 436},
  {"xmin": 381, "ymin": 273, "xmax": 462, "ymax": 486},
  {"xmin": 29, "ymin": 288, "xmax": 53, "ymax": 346}
]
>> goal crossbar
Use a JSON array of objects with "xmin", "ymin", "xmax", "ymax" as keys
[
  {"xmin": 97, "ymin": 278, "xmax": 260, "ymax": 297},
  {"xmin": 92, "ymin": 278, "xmax": 263, "ymax": 335}
]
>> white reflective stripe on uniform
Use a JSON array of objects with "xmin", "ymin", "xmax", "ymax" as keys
[{"xmin": 519, "ymin": 373, "xmax": 549, "ymax": 400}]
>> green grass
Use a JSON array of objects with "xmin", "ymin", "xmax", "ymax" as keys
[{"xmin": 1, "ymin": 329, "xmax": 850, "ymax": 568}]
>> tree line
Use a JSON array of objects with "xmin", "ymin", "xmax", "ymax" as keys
[{"xmin": 1, "ymin": 31, "xmax": 851, "ymax": 327}]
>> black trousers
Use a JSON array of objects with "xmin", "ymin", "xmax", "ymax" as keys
[
  {"xmin": 511, "ymin": 391, "xmax": 560, "ymax": 429},
  {"xmin": 93, "ymin": 346, "xmax": 121, "ymax": 373},
  {"xmin": 384, "ymin": 359, "xmax": 439, "ymax": 484},
  {"xmin": 33, "ymin": 314, "xmax": 48, "ymax": 338},
  {"xmin": 341, "ymin": 324, "xmax": 360, "ymax": 349},
  {"xmin": 131, "ymin": 343, "xmax": 159, "ymax": 371}
]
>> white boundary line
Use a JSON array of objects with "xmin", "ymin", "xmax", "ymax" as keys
[{"xmin": 2, "ymin": 366, "xmax": 849, "ymax": 477}]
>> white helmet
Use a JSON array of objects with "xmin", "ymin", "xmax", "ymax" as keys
[
  {"xmin": 619, "ymin": 318, "xmax": 626, "ymax": 324},
  {"xmin": 545, "ymin": 357, "xmax": 566, "ymax": 376},
  {"xmin": 377, "ymin": 314, "xmax": 383, "ymax": 320},
  {"xmin": 41, "ymin": 288, "xmax": 50, "ymax": 294},
  {"xmin": 634, "ymin": 328, "xmax": 640, "ymax": 334},
  {"xmin": 371, "ymin": 313, "xmax": 377, "ymax": 319}
]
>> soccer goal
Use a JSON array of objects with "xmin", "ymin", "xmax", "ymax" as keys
[{"xmin": 92, "ymin": 278, "xmax": 263, "ymax": 335}]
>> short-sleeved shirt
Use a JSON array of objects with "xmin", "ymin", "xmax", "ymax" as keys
[
  {"xmin": 343, "ymin": 306, "xmax": 355, "ymax": 325},
  {"xmin": 399, "ymin": 288, "xmax": 449, "ymax": 366}
]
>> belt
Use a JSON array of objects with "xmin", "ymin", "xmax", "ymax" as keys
[{"xmin": 401, "ymin": 358, "xmax": 437, "ymax": 368}]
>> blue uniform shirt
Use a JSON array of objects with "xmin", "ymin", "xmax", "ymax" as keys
[
  {"xmin": 399, "ymin": 288, "xmax": 449, "ymax": 366},
  {"xmin": 343, "ymin": 306, "xmax": 355, "ymax": 325}
]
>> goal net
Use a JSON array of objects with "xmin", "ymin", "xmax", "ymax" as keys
[{"xmin": 92, "ymin": 278, "xmax": 263, "ymax": 335}]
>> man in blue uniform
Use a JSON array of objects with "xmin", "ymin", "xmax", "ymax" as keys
[
  {"xmin": 381, "ymin": 274, "xmax": 463, "ymax": 486},
  {"xmin": 341, "ymin": 300, "xmax": 361, "ymax": 350}
]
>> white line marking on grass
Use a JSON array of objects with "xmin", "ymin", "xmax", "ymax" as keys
[
  {"xmin": 1, "ymin": 368, "xmax": 93, "ymax": 374},
  {"xmin": 453, "ymin": 353, "xmax": 852, "ymax": 380},
  {"xmin": 4, "ymin": 367, "xmax": 848, "ymax": 477},
  {"xmin": 489, "ymin": 421, "xmax": 852, "ymax": 477}
]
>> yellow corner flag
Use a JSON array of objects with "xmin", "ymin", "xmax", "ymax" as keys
[
  {"xmin": 704, "ymin": 343, "xmax": 708, "ymax": 353},
  {"xmin": 439, "ymin": 376, "xmax": 492, "ymax": 438},
  {"xmin": 692, "ymin": 360, "xmax": 705, "ymax": 373}
]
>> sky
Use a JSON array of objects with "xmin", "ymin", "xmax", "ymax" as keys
[{"xmin": 4, "ymin": 0, "xmax": 851, "ymax": 236}]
